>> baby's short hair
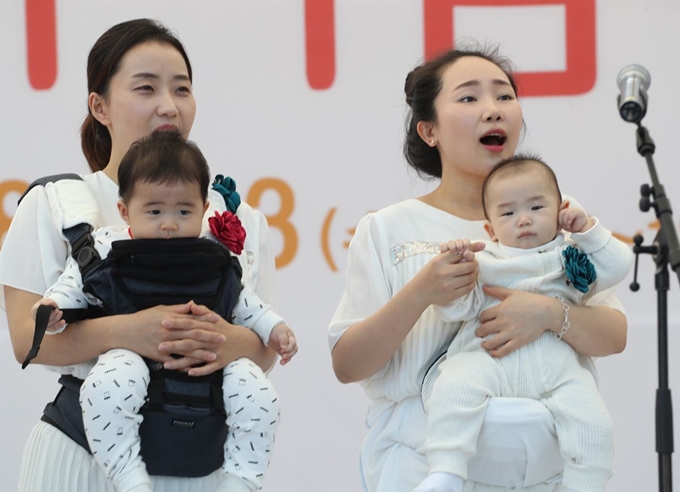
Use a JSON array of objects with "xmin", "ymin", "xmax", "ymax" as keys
[
  {"xmin": 481, "ymin": 153, "xmax": 562, "ymax": 220},
  {"xmin": 118, "ymin": 130, "xmax": 210, "ymax": 203}
]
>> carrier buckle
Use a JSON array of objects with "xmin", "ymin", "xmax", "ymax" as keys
[{"xmin": 67, "ymin": 225, "xmax": 101, "ymax": 277}]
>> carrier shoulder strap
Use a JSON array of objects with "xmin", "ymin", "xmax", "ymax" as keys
[
  {"xmin": 20, "ymin": 173, "xmax": 103, "ymax": 368},
  {"xmin": 18, "ymin": 173, "xmax": 84, "ymax": 204},
  {"xmin": 21, "ymin": 173, "xmax": 102, "ymax": 277}
]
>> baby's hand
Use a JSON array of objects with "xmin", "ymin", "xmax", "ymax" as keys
[
  {"xmin": 559, "ymin": 207, "xmax": 594, "ymax": 233},
  {"xmin": 268, "ymin": 323, "xmax": 298, "ymax": 365},
  {"xmin": 439, "ymin": 239, "xmax": 485, "ymax": 262},
  {"xmin": 31, "ymin": 298, "xmax": 65, "ymax": 333}
]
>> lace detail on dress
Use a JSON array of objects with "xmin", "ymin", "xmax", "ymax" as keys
[{"xmin": 390, "ymin": 241, "xmax": 441, "ymax": 265}]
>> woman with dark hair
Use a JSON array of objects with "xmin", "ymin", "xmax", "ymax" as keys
[
  {"xmin": 328, "ymin": 47, "xmax": 627, "ymax": 491},
  {"xmin": 1, "ymin": 18, "xmax": 278, "ymax": 491}
]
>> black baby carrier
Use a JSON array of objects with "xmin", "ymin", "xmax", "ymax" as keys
[{"xmin": 21, "ymin": 174, "xmax": 243, "ymax": 477}]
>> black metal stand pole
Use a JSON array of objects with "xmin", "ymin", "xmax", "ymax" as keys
[{"xmin": 628, "ymin": 124, "xmax": 678, "ymax": 492}]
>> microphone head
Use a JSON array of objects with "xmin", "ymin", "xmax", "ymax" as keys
[
  {"xmin": 617, "ymin": 64, "xmax": 651, "ymax": 124},
  {"xmin": 616, "ymin": 64, "xmax": 651, "ymax": 89}
]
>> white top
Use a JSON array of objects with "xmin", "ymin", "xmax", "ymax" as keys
[
  {"xmin": 328, "ymin": 197, "xmax": 624, "ymax": 480},
  {"xmin": 0, "ymin": 171, "xmax": 278, "ymax": 311}
]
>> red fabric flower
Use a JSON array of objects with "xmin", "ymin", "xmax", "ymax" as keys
[{"xmin": 208, "ymin": 210, "xmax": 246, "ymax": 255}]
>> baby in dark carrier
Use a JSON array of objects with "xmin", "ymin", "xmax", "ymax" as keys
[{"xmin": 26, "ymin": 131, "xmax": 298, "ymax": 492}]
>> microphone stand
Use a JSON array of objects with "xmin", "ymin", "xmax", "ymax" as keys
[{"xmin": 627, "ymin": 124, "xmax": 679, "ymax": 492}]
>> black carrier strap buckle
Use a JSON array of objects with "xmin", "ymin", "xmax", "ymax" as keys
[
  {"xmin": 22, "ymin": 304, "xmax": 53, "ymax": 368},
  {"xmin": 22, "ymin": 305, "xmax": 89, "ymax": 369},
  {"xmin": 64, "ymin": 224, "xmax": 101, "ymax": 277}
]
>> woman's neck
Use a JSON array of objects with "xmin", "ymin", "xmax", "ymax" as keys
[
  {"xmin": 102, "ymin": 160, "xmax": 120, "ymax": 184},
  {"xmin": 420, "ymin": 173, "xmax": 486, "ymax": 221}
]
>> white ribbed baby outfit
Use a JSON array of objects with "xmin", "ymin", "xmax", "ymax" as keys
[{"xmin": 423, "ymin": 221, "xmax": 633, "ymax": 492}]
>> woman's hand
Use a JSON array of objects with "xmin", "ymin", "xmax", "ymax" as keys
[
  {"xmin": 412, "ymin": 241, "xmax": 485, "ymax": 309},
  {"xmin": 476, "ymin": 286, "xmax": 560, "ymax": 357},
  {"xmin": 477, "ymin": 285, "xmax": 627, "ymax": 358},
  {"xmin": 118, "ymin": 302, "xmax": 225, "ymax": 364},
  {"xmin": 158, "ymin": 301, "xmax": 276, "ymax": 376}
]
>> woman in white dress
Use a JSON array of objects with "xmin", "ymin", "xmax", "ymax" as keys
[
  {"xmin": 328, "ymin": 47, "xmax": 627, "ymax": 492},
  {"xmin": 0, "ymin": 18, "xmax": 278, "ymax": 491}
]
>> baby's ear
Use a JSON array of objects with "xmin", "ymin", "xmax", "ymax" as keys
[
  {"xmin": 483, "ymin": 222, "xmax": 498, "ymax": 242},
  {"xmin": 559, "ymin": 199, "xmax": 570, "ymax": 211},
  {"xmin": 204, "ymin": 200, "xmax": 210, "ymax": 214},
  {"xmin": 117, "ymin": 200, "xmax": 130, "ymax": 224}
]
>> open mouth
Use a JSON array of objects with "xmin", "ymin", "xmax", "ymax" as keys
[{"xmin": 480, "ymin": 133, "xmax": 507, "ymax": 146}]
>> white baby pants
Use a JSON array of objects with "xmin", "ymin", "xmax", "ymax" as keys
[{"xmin": 79, "ymin": 349, "xmax": 280, "ymax": 491}]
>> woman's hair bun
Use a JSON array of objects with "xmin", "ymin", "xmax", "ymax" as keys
[{"xmin": 404, "ymin": 67, "xmax": 420, "ymax": 108}]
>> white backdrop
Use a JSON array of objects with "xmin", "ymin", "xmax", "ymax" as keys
[{"xmin": 1, "ymin": 0, "xmax": 679, "ymax": 491}]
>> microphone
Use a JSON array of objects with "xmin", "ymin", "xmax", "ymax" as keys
[{"xmin": 617, "ymin": 64, "xmax": 651, "ymax": 124}]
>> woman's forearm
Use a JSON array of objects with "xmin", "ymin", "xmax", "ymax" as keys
[
  {"xmin": 331, "ymin": 285, "xmax": 427, "ymax": 384},
  {"xmin": 5, "ymin": 286, "xmax": 120, "ymax": 365},
  {"xmin": 549, "ymin": 302, "xmax": 627, "ymax": 357},
  {"xmin": 229, "ymin": 324, "xmax": 277, "ymax": 371}
]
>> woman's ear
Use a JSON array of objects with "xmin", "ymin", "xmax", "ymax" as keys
[
  {"xmin": 89, "ymin": 92, "xmax": 110, "ymax": 126},
  {"xmin": 483, "ymin": 222, "xmax": 498, "ymax": 242},
  {"xmin": 416, "ymin": 121, "xmax": 437, "ymax": 147},
  {"xmin": 117, "ymin": 199, "xmax": 130, "ymax": 224}
]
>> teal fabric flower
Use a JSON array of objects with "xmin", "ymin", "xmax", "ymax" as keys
[
  {"xmin": 562, "ymin": 245, "xmax": 597, "ymax": 293},
  {"xmin": 212, "ymin": 175, "xmax": 241, "ymax": 213}
]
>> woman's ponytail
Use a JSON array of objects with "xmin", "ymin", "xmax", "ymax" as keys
[{"xmin": 80, "ymin": 113, "xmax": 111, "ymax": 172}]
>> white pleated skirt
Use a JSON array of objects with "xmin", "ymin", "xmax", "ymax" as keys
[{"xmin": 18, "ymin": 421, "xmax": 224, "ymax": 492}]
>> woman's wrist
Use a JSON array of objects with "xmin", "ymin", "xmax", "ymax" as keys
[
  {"xmin": 404, "ymin": 274, "xmax": 437, "ymax": 313},
  {"xmin": 552, "ymin": 296, "xmax": 571, "ymax": 340},
  {"xmin": 216, "ymin": 319, "xmax": 275, "ymax": 370},
  {"xmin": 544, "ymin": 296, "xmax": 566, "ymax": 335},
  {"xmin": 70, "ymin": 314, "xmax": 129, "ymax": 354}
]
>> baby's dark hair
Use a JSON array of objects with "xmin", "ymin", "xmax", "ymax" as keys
[
  {"xmin": 118, "ymin": 130, "xmax": 210, "ymax": 203},
  {"xmin": 481, "ymin": 153, "xmax": 562, "ymax": 219}
]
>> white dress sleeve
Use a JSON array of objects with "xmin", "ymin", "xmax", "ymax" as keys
[
  {"xmin": 246, "ymin": 205, "xmax": 278, "ymax": 309},
  {"xmin": 328, "ymin": 213, "xmax": 393, "ymax": 352},
  {"xmin": 0, "ymin": 185, "xmax": 69, "ymax": 308}
]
